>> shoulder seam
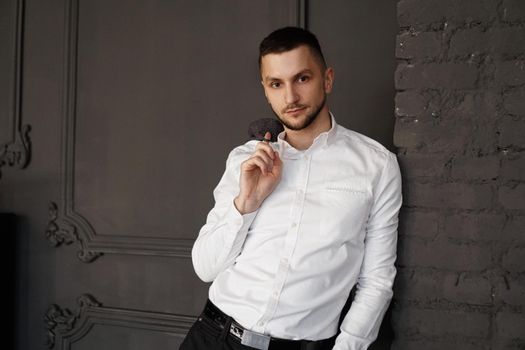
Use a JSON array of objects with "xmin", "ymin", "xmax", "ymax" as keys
[{"xmin": 336, "ymin": 126, "xmax": 395, "ymax": 157}]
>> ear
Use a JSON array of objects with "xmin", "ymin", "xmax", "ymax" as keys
[{"xmin": 324, "ymin": 67, "xmax": 334, "ymax": 94}]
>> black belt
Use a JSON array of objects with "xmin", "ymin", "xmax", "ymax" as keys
[{"xmin": 200, "ymin": 299, "xmax": 336, "ymax": 350}]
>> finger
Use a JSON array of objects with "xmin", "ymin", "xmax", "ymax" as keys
[
  {"xmin": 252, "ymin": 154, "xmax": 274, "ymax": 174},
  {"xmin": 243, "ymin": 155, "xmax": 271, "ymax": 175},
  {"xmin": 254, "ymin": 149, "xmax": 274, "ymax": 167},
  {"xmin": 269, "ymin": 151, "xmax": 282, "ymax": 176},
  {"xmin": 256, "ymin": 139, "xmax": 275, "ymax": 160},
  {"xmin": 272, "ymin": 149, "xmax": 282, "ymax": 166}
]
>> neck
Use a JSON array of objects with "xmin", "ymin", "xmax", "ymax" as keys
[{"xmin": 284, "ymin": 108, "xmax": 332, "ymax": 150}]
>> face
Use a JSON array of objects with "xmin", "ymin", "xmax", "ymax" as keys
[{"xmin": 260, "ymin": 45, "xmax": 333, "ymax": 131}]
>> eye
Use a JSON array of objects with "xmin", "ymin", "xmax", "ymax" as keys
[
  {"xmin": 298, "ymin": 75, "xmax": 310, "ymax": 83},
  {"xmin": 270, "ymin": 81, "xmax": 281, "ymax": 88}
]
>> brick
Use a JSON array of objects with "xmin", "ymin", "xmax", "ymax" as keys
[
  {"xmin": 492, "ymin": 341, "xmax": 525, "ymax": 350},
  {"xmin": 392, "ymin": 307, "xmax": 490, "ymax": 338},
  {"xmin": 398, "ymin": 210, "xmax": 439, "ymax": 239},
  {"xmin": 499, "ymin": 118, "xmax": 525, "ymax": 148},
  {"xmin": 449, "ymin": 28, "xmax": 489, "ymax": 56},
  {"xmin": 398, "ymin": 0, "xmax": 498, "ymax": 26},
  {"xmin": 425, "ymin": 90, "xmax": 453, "ymax": 119},
  {"xmin": 395, "ymin": 91, "xmax": 427, "ymax": 117},
  {"xmin": 496, "ymin": 60, "xmax": 525, "ymax": 86},
  {"xmin": 468, "ymin": 126, "xmax": 499, "ymax": 154},
  {"xmin": 397, "ymin": 153, "xmax": 448, "ymax": 178},
  {"xmin": 496, "ymin": 312, "xmax": 525, "ymax": 339},
  {"xmin": 394, "ymin": 118, "xmax": 426, "ymax": 149},
  {"xmin": 396, "ymin": 31, "xmax": 442, "ymax": 59},
  {"xmin": 394, "ymin": 119, "xmax": 471, "ymax": 152},
  {"xmin": 405, "ymin": 182, "xmax": 493, "ymax": 210},
  {"xmin": 452, "ymin": 92, "xmax": 499, "ymax": 122},
  {"xmin": 496, "ymin": 274, "xmax": 525, "ymax": 306},
  {"xmin": 443, "ymin": 213, "xmax": 506, "ymax": 241},
  {"xmin": 493, "ymin": 27, "xmax": 525, "ymax": 56},
  {"xmin": 502, "ymin": 246, "xmax": 525, "ymax": 272},
  {"xmin": 392, "ymin": 340, "xmax": 485, "ymax": 350},
  {"xmin": 501, "ymin": 155, "xmax": 525, "ymax": 181},
  {"xmin": 395, "ymin": 270, "xmax": 492, "ymax": 304},
  {"xmin": 450, "ymin": 94, "xmax": 500, "ymax": 153},
  {"xmin": 451, "ymin": 155, "xmax": 500, "ymax": 180},
  {"xmin": 395, "ymin": 63, "xmax": 478, "ymax": 89},
  {"xmin": 448, "ymin": 27, "xmax": 525, "ymax": 57},
  {"xmin": 397, "ymin": 238, "xmax": 493, "ymax": 271},
  {"xmin": 448, "ymin": 274, "xmax": 493, "ymax": 305},
  {"xmin": 503, "ymin": 89, "xmax": 525, "ymax": 116},
  {"xmin": 502, "ymin": 0, "xmax": 525, "ymax": 22},
  {"xmin": 502, "ymin": 215, "xmax": 525, "ymax": 242},
  {"xmin": 499, "ymin": 184, "xmax": 525, "ymax": 210}
]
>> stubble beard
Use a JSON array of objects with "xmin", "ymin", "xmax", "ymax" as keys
[{"xmin": 273, "ymin": 93, "xmax": 327, "ymax": 131}]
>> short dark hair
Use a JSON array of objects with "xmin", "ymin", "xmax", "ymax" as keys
[{"xmin": 258, "ymin": 27, "xmax": 327, "ymax": 70}]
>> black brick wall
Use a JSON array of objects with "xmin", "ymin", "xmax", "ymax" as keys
[{"xmin": 392, "ymin": 0, "xmax": 525, "ymax": 349}]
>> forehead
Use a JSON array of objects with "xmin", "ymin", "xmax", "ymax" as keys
[{"xmin": 260, "ymin": 45, "xmax": 322, "ymax": 79}]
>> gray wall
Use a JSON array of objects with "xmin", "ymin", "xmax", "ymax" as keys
[
  {"xmin": 310, "ymin": 0, "xmax": 398, "ymax": 151},
  {"xmin": 0, "ymin": 1, "xmax": 398, "ymax": 349}
]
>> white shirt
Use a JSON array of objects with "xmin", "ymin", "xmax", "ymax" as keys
[{"xmin": 192, "ymin": 113, "xmax": 402, "ymax": 350}]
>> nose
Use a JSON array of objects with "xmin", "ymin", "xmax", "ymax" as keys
[{"xmin": 284, "ymin": 84, "xmax": 299, "ymax": 105}]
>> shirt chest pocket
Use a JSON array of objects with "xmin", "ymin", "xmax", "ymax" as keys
[{"xmin": 317, "ymin": 181, "xmax": 372, "ymax": 243}]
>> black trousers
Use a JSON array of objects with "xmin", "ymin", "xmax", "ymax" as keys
[{"xmin": 179, "ymin": 304, "xmax": 337, "ymax": 350}]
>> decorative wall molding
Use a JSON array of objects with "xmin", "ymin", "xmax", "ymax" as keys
[
  {"xmin": 0, "ymin": 0, "xmax": 32, "ymax": 180},
  {"xmin": 49, "ymin": 0, "xmax": 305, "ymax": 261},
  {"xmin": 44, "ymin": 294, "xmax": 101, "ymax": 349},
  {"xmin": 45, "ymin": 294, "xmax": 195, "ymax": 349},
  {"xmin": 298, "ymin": 0, "xmax": 308, "ymax": 28},
  {"xmin": 286, "ymin": 0, "xmax": 307, "ymax": 29},
  {"xmin": 45, "ymin": 202, "xmax": 101, "ymax": 262},
  {"xmin": 48, "ymin": 0, "xmax": 196, "ymax": 261}
]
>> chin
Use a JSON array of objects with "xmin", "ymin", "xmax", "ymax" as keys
[
  {"xmin": 282, "ymin": 118, "xmax": 311, "ymax": 131},
  {"xmin": 283, "ymin": 114, "xmax": 318, "ymax": 131}
]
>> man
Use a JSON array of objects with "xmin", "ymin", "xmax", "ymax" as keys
[{"xmin": 181, "ymin": 27, "xmax": 402, "ymax": 350}]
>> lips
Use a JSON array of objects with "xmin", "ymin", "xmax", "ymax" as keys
[{"xmin": 284, "ymin": 107, "xmax": 306, "ymax": 114}]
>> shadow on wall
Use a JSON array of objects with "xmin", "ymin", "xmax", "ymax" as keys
[{"xmin": 1, "ymin": 213, "xmax": 17, "ymax": 350}]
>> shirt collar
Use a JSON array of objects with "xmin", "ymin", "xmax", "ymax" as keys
[{"xmin": 276, "ymin": 112, "xmax": 338, "ymax": 159}]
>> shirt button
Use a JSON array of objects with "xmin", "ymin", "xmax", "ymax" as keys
[
  {"xmin": 291, "ymin": 223, "xmax": 297, "ymax": 228},
  {"xmin": 257, "ymin": 321, "xmax": 264, "ymax": 327}
]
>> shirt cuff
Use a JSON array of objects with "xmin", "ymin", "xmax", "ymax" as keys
[
  {"xmin": 226, "ymin": 199, "xmax": 258, "ymax": 250},
  {"xmin": 332, "ymin": 331, "xmax": 370, "ymax": 350}
]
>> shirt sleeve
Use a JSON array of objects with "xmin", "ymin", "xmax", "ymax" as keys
[
  {"xmin": 333, "ymin": 153, "xmax": 402, "ymax": 350},
  {"xmin": 191, "ymin": 146, "xmax": 259, "ymax": 283}
]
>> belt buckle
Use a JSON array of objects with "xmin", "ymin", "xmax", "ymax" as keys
[{"xmin": 240, "ymin": 329, "xmax": 271, "ymax": 350}]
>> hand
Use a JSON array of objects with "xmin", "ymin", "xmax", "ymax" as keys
[{"xmin": 234, "ymin": 131, "xmax": 282, "ymax": 214}]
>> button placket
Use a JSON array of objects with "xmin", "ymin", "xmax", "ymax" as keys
[{"xmin": 255, "ymin": 155, "xmax": 313, "ymax": 332}]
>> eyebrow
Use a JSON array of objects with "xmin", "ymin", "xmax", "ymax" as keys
[{"xmin": 264, "ymin": 69, "xmax": 314, "ymax": 82}]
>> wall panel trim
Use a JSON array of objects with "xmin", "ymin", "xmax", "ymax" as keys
[
  {"xmin": 48, "ymin": 0, "xmax": 303, "ymax": 261},
  {"xmin": 0, "ymin": 0, "xmax": 32, "ymax": 180},
  {"xmin": 45, "ymin": 294, "xmax": 195, "ymax": 349},
  {"xmin": 48, "ymin": 0, "xmax": 195, "ymax": 261}
]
